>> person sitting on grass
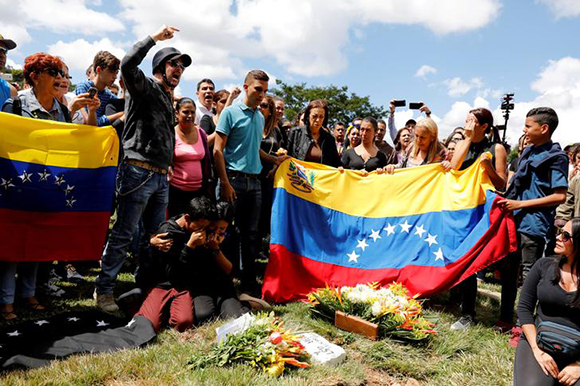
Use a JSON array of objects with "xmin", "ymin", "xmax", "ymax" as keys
[
  {"xmin": 514, "ymin": 218, "xmax": 580, "ymax": 386},
  {"xmin": 135, "ymin": 197, "xmax": 215, "ymax": 332}
]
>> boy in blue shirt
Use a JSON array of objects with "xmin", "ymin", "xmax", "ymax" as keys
[{"xmin": 497, "ymin": 107, "xmax": 568, "ymax": 328}]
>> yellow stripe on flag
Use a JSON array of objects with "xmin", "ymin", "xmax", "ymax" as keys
[
  {"xmin": 274, "ymin": 157, "xmax": 494, "ymax": 218},
  {"xmin": 0, "ymin": 112, "xmax": 119, "ymax": 168}
]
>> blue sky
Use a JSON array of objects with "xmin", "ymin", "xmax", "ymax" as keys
[{"xmin": 2, "ymin": 0, "xmax": 580, "ymax": 145}]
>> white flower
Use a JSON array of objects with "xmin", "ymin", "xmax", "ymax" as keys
[{"xmin": 371, "ymin": 301, "xmax": 383, "ymax": 316}]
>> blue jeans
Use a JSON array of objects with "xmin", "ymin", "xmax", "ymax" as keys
[
  {"xmin": 0, "ymin": 261, "xmax": 39, "ymax": 304},
  {"xmin": 96, "ymin": 163, "xmax": 168, "ymax": 295},
  {"xmin": 221, "ymin": 171, "xmax": 262, "ymax": 295}
]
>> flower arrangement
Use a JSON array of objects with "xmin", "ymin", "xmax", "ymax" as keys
[
  {"xmin": 307, "ymin": 282, "xmax": 436, "ymax": 342},
  {"xmin": 188, "ymin": 313, "xmax": 310, "ymax": 377}
]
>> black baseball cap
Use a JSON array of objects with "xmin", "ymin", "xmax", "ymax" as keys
[
  {"xmin": 152, "ymin": 47, "xmax": 192, "ymax": 74},
  {"xmin": 0, "ymin": 34, "xmax": 16, "ymax": 50}
]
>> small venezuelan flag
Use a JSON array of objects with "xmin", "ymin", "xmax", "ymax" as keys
[
  {"xmin": 0, "ymin": 112, "xmax": 119, "ymax": 261},
  {"xmin": 263, "ymin": 157, "xmax": 517, "ymax": 302}
]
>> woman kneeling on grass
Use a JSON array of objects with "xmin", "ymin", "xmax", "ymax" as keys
[{"xmin": 514, "ymin": 218, "xmax": 580, "ymax": 386}]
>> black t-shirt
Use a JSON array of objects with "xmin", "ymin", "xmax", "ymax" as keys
[
  {"xmin": 460, "ymin": 138, "xmax": 495, "ymax": 171},
  {"xmin": 199, "ymin": 114, "xmax": 216, "ymax": 135},
  {"xmin": 517, "ymin": 257, "xmax": 580, "ymax": 332},
  {"xmin": 341, "ymin": 148, "xmax": 388, "ymax": 172}
]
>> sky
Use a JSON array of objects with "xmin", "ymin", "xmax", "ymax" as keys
[{"xmin": 2, "ymin": 0, "xmax": 580, "ymax": 146}]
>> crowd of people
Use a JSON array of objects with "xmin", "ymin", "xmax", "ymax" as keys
[{"xmin": 1, "ymin": 26, "xmax": 580, "ymax": 384}]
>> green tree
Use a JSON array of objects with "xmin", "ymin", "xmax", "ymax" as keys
[{"xmin": 271, "ymin": 80, "xmax": 387, "ymax": 126}]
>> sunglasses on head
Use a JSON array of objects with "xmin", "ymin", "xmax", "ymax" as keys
[
  {"xmin": 43, "ymin": 68, "xmax": 66, "ymax": 78},
  {"xmin": 557, "ymin": 228, "xmax": 573, "ymax": 243},
  {"xmin": 168, "ymin": 59, "xmax": 185, "ymax": 70}
]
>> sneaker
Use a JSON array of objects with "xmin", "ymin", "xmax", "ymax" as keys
[
  {"xmin": 95, "ymin": 292, "xmax": 119, "ymax": 313},
  {"xmin": 450, "ymin": 315, "xmax": 474, "ymax": 331},
  {"xmin": 65, "ymin": 264, "xmax": 84, "ymax": 283},
  {"xmin": 239, "ymin": 293, "xmax": 272, "ymax": 310}
]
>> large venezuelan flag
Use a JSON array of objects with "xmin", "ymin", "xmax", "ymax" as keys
[
  {"xmin": 0, "ymin": 112, "xmax": 119, "ymax": 261},
  {"xmin": 262, "ymin": 158, "xmax": 517, "ymax": 302}
]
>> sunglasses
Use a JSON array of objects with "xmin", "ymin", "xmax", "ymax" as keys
[
  {"xmin": 0, "ymin": 47, "xmax": 7, "ymax": 54},
  {"xmin": 43, "ymin": 68, "xmax": 66, "ymax": 78},
  {"xmin": 259, "ymin": 103, "xmax": 269, "ymax": 109},
  {"xmin": 168, "ymin": 59, "xmax": 185, "ymax": 70},
  {"xmin": 557, "ymin": 228, "xmax": 573, "ymax": 243}
]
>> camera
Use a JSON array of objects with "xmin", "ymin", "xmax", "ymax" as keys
[
  {"xmin": 393, "ymin": 100, "xmax": 406, "ymax": 107},
  {"xmin": 409, "ymin": 102, "xmax": 424, "ymax": 110}
]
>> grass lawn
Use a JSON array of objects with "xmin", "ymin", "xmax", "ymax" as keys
[{"xmin": 0, "ymin": 267, "xmax": 516, "ymax": 386}]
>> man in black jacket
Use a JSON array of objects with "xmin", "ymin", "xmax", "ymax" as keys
[{"xmin": 95, "ymin": 25, "xmax": 192, "ymax": 312}]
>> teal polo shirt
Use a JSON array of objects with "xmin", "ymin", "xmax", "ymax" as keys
[{"xmin": 216, "ymin": 101, "xmax": 264, "ymax": 175}]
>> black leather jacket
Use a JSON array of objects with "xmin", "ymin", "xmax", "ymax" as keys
[{"xmin": 286, "ymin": 125, "xmax": 341, "ymax": 167}]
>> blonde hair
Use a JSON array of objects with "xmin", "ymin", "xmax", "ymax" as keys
[{"xmin": 411, "ymin": 118, "xmax": 445, "ymax": 164}]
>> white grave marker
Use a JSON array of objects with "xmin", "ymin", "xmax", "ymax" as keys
[{"xmin": 299, "ymin": 332, "xmax": 346, "ymax": 366}]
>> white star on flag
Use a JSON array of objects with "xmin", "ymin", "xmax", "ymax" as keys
[
  {"xmin": 18, "ymin": 171, "xmax": 32, "ymax": 183},
  {"xmin": 68, "ymin": 317, "xmax": 80, "ymax": 322},
  {"xmin": 347, "ymin": 251, "xmax": 360, "ymax": 263},
  {"xmin": 1, "ymin": 178, "xmax": 15, "ymax": 191},
  {"xmin": 64, "ymin": 184, "xmax": 75, "ymax": 195},
  {"xmin": 384, "ymin": 223, "xmax": 396, "ymax": 235},
  {"xmin": 399, "ymin": 221, "xmax": 412, "ymax": 233},
  {"xmin": 54, "ymin": 175, "xmax": 66, "ymax": 186},
  {"xmin": 356, "ymin": 239, "xmax": 369, "ymax": 251},
  {"xmin": 414, "ymin": 225, "xmax": 426, "ymax": 238},
  {"xmin": 66, "ymin": 197, "xmax": 77, "ymax": 208},
  {"xmin": 369, "ymin": 229, "xmax": 381, "ymax": 242},
  {"xmin": 96, "ymin": 320, "xmax": 109, "ymax": 327},
  {"xmin": 34, "ymin": 320, "xmax": 49, "ymax": 326},
  {"xmin": 433, "ymin": 248, "xmax": 444, "ymax": 261},
  {"xmin": 38, "ymin": 170, "xmax": 51, "ymax": 182},
  {"xmin": 126, "ymin": 319, "xmax": 136, "ymax": 328},
  {"xmin": 7, "ymin": 330, "xmax": 21, "ymax": 337},
  {"xmin": 425, "ymin": 233, "xmax": 438, "ymax": 246}
]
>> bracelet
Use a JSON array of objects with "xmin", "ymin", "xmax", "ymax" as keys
[{"xmin": 210, "ymin": 248, "xmax": 220, "ymax": 256}]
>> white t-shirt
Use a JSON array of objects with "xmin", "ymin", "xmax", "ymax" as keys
[{"xmin": 195, "ymin": 100, "xmax": 214, "ymax": 125}]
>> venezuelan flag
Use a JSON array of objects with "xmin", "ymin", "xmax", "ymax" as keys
[
  {"xmin": 0, "ymin": 112, "xmax": 119, "ymax": 261},
  {"xmin": 262, "ymin": 158, "xmax": 517, "ymax": 302}
]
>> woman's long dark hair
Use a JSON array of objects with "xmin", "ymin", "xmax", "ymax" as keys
[{"xmin": 553, "ymin": 217, "xmax": 580, "ymax": 307}]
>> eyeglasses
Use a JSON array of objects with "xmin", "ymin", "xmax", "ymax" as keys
[
  {"xmin": 557, "ymin": 228, "xmax": 573, "ymax": 243},
  {"xmin": 168, "ymin": 59, "xmax": 185, "ymax": 70},
  {"xmin": 43, "ymin": 68, "xmax": 66, "ymax": 78}
]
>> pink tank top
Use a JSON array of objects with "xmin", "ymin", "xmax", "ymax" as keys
[{"xmin": 171, "ymin": 127, "xmax": 205, "ymax": 191}]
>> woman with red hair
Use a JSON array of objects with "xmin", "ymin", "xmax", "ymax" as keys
[{"xmin": 0, "ymin": 53, "xmax": 99, "ymax": 320}]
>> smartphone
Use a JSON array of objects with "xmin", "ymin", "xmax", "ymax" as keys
[
  {"xmin": 393, "ymin": 100, "xmax": 406, "ymax": 107},
  {"xmin": 88, "ymin": 87, "xmax": 98, "ymax": 99},
  {"xmin": 409, "ymin": 102, "xmax": 424, "ymax": 110}
]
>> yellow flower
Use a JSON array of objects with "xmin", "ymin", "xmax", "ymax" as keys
[{"xmin": 266, "ymin": 362, "xmax": 285, "ymax": 377}]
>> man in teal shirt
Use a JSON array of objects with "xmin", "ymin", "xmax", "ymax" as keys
[{"xmin": 214, "ymin": 69, "xmax": 284, "ymax": 297}]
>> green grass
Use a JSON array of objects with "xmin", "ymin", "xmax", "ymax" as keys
[{"xmin": 0, "ymin": 270, "xmax": 516, "ymax": 386}]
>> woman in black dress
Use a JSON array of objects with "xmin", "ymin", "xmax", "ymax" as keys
[
  {"xmin": 514, "ymin": 218, "xmax": 580, "ymax": 385},
  {"xmin": 341, "ymin": 117, "xmax": 389, "ymax": 173}
]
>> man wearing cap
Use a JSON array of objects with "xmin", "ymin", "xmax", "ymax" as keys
[
  {"xmin": 95, "ymin": 25, "xmax": 192, "ymax": 312},
  {"xmin": 0, "ymin": 34, "xmax": 18, "ymax": 107}
]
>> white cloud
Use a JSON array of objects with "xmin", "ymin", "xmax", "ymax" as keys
[
  {"xmin": 116, "ymin": 0, "xmax": 501, "ymax": 79},
  {"xmin": 415, "ymin": 65, "xmax": 437, "ymax": 79},
  {"xmin": 444, "ymin": 77, "xmax": 484, "ymax": 97},
  {"xmin": 438, "ymin": 57, "xmax": 580, "ymax": 146},
  {"xmin": 537, "ymin": 0, "xmax": 580, "ymax": 18},
  {"xmin": 47, "ymin": 38, "xmax": 126, "ymax": 72},
  {"xmin": 0, "ymin": 0, "xmax": 124, "ymax": 45},
  {"xmin": 6, "ymin": 59, "xmax": 23, "ymax": 70}
]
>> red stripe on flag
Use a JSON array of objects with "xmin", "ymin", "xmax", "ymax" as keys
[
  {"xmin": 263, "ymin": 196, "xmax": 517, "ymax": 302},
  {"xmin": 0, "ymin": 208, "xmax": 110, "ymax": 261}
]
